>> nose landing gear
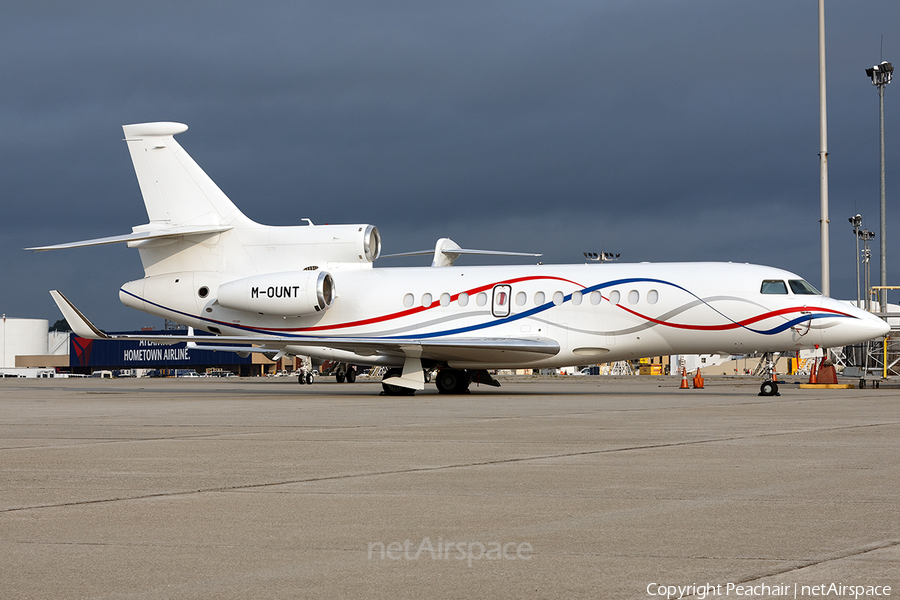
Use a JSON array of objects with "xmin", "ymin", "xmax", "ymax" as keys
[
  {"xmin": 758, "ymin": 352, "xmax": 780, "ymax": 396},
  {"xmin": 759, "ymin": 380, "xmax": 779, "ymax": 397}
]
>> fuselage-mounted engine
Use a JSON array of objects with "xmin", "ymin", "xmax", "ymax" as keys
[{"xmin": 217, "ymin": 270, "xmax": 335, "ymax": 317}]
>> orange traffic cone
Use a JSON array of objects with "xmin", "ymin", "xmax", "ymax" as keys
[
  {"xmin": 680, "ymin": 367, "xmax": 689, "ymax": 389},
  {"xmin": 808, "ymin": 357, "xmax": 818, "ymax": 384},
  {"xmin": 693, "ymin": 368, "xmax": 704, "ymax": 389}
]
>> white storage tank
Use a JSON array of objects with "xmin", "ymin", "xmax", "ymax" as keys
[{"xmin": 0, "ymin": 316, "xmax": 49, "ymax": 368}]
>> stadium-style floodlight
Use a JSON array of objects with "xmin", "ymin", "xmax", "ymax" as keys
[
  {"xmin": 865, "ymin": 61, "xmax": 893, "ymax": 86},
  {"xmin": 583, "ymin": 251, "xmax": 620, "ymax": 263},
  {"xmin": 865, "ymin": 60, "xmax": 892, "ymax": 309}
]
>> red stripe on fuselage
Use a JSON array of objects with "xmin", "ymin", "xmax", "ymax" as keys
[
  {"xmin": 614, "ymin": 304, "xmax": 852, "ymax": 331},
  {"xmin": 261, "ymin": 275, "xmax": 584, "ymax": 333}
]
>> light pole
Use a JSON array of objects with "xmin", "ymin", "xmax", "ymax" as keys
[
  {"xmin": 818, "ymin": 0, "xmax": 830, "ymax": 296},
  {"xmin": 860, "ymin": 228, "xmax": 876, "ymax": 311},
  {"xmin": 865, "ymin": 60, "xmax": 892, "ymax": 309},
  {"xmin": 850, "ymin": 214, "xmax": 862, "ymax": 306}
]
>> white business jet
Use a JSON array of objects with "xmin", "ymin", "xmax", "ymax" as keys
[{"xmin": 29, "ymin": 122, "xmax": 889, "ymax": 396}]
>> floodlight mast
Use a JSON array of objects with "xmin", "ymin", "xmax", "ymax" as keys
[
  {"xmin": 865, "ymin": 60, "xmax": 892, "ymax": 310},
  {"xmin": 859, "ymin": 228, "xmax": 876, "ymax": 311},
  {"xmin": 849, "ymin": 214, "xmax": 862, "ymax": 306}
]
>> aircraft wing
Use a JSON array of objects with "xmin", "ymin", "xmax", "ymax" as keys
[{"xmin": 50, "ymin": 290, "xmax": 560, "ymax": 365}]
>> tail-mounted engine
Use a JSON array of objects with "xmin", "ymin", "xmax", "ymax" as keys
[{"xmin": 217, "ymin": 270, "xmax": 335, "ymax": 316}]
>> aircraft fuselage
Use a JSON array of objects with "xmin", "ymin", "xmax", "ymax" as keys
[{"xmin": 118, "ymin": 261, "xmax": 885, "ymax": 369}]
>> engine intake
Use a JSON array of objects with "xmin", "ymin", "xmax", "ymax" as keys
[{"xmin": 217, "ymin": 270, "xmax": 334, "ymax": 317}]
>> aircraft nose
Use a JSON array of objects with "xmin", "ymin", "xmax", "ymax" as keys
[
  {"xmin": 821, "ymin": 303, "xmax": 890, "ymax": 347},
  {"xmin": 860, "ymin": 310, "xmax": 891, "ymax": 339}
]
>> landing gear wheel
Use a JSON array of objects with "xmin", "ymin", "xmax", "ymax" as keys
[
  {"xmin": 382, "ymin": 368, "xmax": 415, "ymax": 396},
  {"xmin": 298, "ymin": 374, "xmax": 305, "ymax": 385},
  {"xmin": 335, "ymin": 373, "xmax": 345, "ymax": 383},
  {"xmin": 345, "ymin": 368, "xmax": 356, "ymax": 383},
  {"xmin": 435, "ymin": 369, "xmax": 470, "ymax": 394},
  {"xmin": 306, "ymin": 373, "xmax": 313, "ymax": 385},
  {"xmin": 759, "ymin": 380, "xmax": 779, "ymax": 397}
]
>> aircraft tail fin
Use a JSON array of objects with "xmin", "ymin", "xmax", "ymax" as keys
[{"xmin": 122, "ymin": 122, "xmax": 250, "ymax": 227}]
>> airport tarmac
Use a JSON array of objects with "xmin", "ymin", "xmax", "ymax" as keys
[{"xmin": 0, "ymin": 375, "xmax": 897, "ymax": 600}]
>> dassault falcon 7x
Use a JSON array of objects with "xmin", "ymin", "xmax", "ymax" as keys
[{"xmin": 30, "ymin": 122, "xmax": 889, "ymax": 396}]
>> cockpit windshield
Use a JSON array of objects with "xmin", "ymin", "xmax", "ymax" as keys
[
  {"xmin": 760, "ymin": 280, "xmax": 787, "ymax": 294},
  {"xmin": 761, "ymin": 279, "xmax": 821, "ymax": 295},
  {"xmin": 788, "ymin": 279, "xmax": 820, "ymax": 295}
]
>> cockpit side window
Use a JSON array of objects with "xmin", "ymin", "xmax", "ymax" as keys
[
  {"xmin": 760, "ymin": 280, "xmax": 788, "ymax": 294},
  {"xmin": 789, "ymin": 279, "xmax": 820, "ymax": 295}
]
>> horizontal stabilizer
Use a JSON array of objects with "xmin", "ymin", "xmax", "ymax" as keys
[
  {"xmin": 383, "ymin": 238, "xmax": 541, "ymax": 267},
  {"xmin": 26, "ymin": 224, "xmax": 232, "ymax": 252}
]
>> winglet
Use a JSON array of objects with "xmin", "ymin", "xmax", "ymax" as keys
[
  {"xmin": 382, "ymin": 346, "xmax": 426, "ymax": 390},
  {"xmin": 49, "ymin": 290, "xmax": 110, "ymax": 340}
]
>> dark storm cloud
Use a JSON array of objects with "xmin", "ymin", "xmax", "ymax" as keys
[{"xmin": 2, "ymin": 1, "xmax": 899, "ymax": 328}]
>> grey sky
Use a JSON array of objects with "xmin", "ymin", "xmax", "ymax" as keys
[{"xmin": 2, "ymin": 1, "xmax": 899, "ymax": 329}]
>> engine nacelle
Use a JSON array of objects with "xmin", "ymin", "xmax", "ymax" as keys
[{"xmin": 217, "ymin": 270, "xmax": 335, "ymax": 317}]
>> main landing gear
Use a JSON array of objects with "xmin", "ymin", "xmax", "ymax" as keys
[
  {"xmin": 335, "ymin": 367, "xmax": 356, "ymax": 384},
  {"xmin": 297, "ymin": 362, "xmax": 357, "ymax": 385},
  {"xmin": 435, "ymin": 369, "xmax": 470, "ymax": 394},
  {"xmin": 380, "ymin": 368, "xmax": 501, "ymax": 396}
]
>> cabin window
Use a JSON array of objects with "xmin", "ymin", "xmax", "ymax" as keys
[
  {"xmin": 647, "ymin": 289, "xmax": 659, "ymax": 305},
  {"xmin": 761, "ymin": 280, "xmax": 788, "ymax": 294},
  {"xmin": 515, "ymin": 291, "xmax": 527, "ymax": 306},
  {"xmin": 458, "ymin": 292, "xmax": 469, "ymax": 307},
  {"xmin": 440, "ymin": 292, "xmax": 451, "ymax": 307},
  {"xmin": 403, "ymin": 293, "xmax": 414, "ymax": 308},
  {"xmin": 552, "ymin": 291, "xmax": 564, "ymax": 305},
  {"xmin": 476, "ymin": 292, "xmax": 488, "ymax": 306},
  {"xmin": 534, "ymin": 291, "xmax": 546, "ymax": 305},
  {"xmin": 571, "ymin": 291, "xmax": 583, "ymax": 306},
  {"xmin": 492, "ymin": 285, "xmax": 512, "ymax": 317},
  {"xmin": 789, "ymin": 279, "xmax": 820, "ymax": 295},
  {"xmin": 591, "ymin": 291, "xmax": 603, "ymax": 305},
  {"xmin": 422, "ymin": 293, "xmax": 433, "ymax": 307},
  {"xmin": 628, "ymin": 290, "xmax": 640, "ymax": 305}
]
